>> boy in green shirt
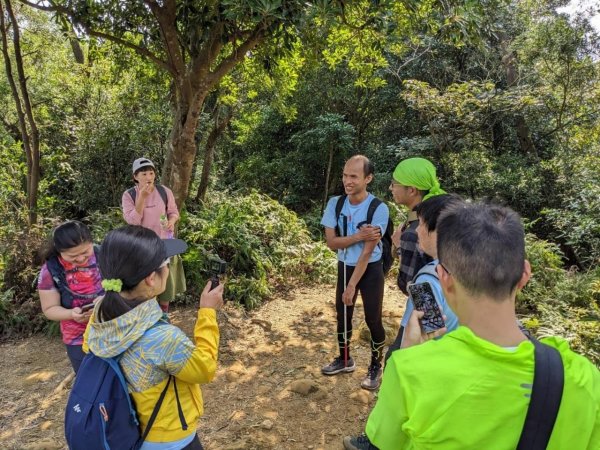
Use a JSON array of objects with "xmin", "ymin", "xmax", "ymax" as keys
[{"xmin": 344, "ymin": 202, "xmax": 600, "ymax": 450}]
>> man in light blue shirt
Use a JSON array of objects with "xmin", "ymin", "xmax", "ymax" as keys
[{"xmin": 320, "ymin": 155, "xmax": 390, "ymax": 390}]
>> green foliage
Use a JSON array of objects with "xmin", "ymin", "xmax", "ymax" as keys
[
  {"xmin": 0, "ymin": 224, "xmax": 49, "ymax": 338},
  {"xmin": 520, "ymin": 234, "xmax": 600, "ymax": 366},
  {"xmin": 0, "ymin": 140, "xmax": 28, "ymax": 235},
  {"xmin": 71, "ymin": 60, "xmax": 172, "ymax": 213},
  {"xmin": 0, "ymin": 0, "xmax": 596, "ymax": 370},
  {"xmin": 519, "ymin": 234, "xmax": 565, "ymax": 309},
  {"xmin": 180, "ymin": 191, "xmax": 336, "ymax": 308},
  {"xmin": 84, "ymin": 208, "xmax": 128, "ymax": 242},
  {"xmin": 542, "ymin": 149, "xmax": 600, "ymax": 268}
]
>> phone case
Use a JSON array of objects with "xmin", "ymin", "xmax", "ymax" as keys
[{"xmin": 407, "ymin": 281, "xmax": 445, "ymax": 333}]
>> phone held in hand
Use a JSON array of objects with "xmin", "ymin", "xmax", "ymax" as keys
[
  {"xmin": 407, "ymin": 281, "xmax": 445, "ymax": 333},
  {"xmin": 80, "ymin": 303, "xmax": 95, "ymax": 312}
]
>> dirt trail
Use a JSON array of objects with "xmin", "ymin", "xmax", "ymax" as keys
[{"xmin": 0, "ymin": 280, "xmax": 405, "ymax": 450}]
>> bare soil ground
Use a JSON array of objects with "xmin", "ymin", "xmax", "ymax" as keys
[{"xmin": 0, "ymin": 279, "xmax": 406, "ymax": 450}]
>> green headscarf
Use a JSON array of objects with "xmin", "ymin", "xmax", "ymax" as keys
[{"xmin": 392, "ymin": 157, "xmax": 445, "ymax": 201}]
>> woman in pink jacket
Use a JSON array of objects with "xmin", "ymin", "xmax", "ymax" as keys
[{"xmin": 122, "ymin": 157, "xmax": 186, "ymax": 312}]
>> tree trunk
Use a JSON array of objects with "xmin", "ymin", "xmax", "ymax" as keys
[
  {"xmin": 500, "ymin": 34, "xmax": 537, "ymax": 157},
  {"xmin": 322, "ymin": 144, "xmax": 334, "ymax": 214},
  {"xmin": 69, "ymin": 36, "xmax": 84, "ymax": 64},
  {"xmin": 195, "ymin": 105, "xmax": 233, "ymax": 203},
  {"xmin": 19, "ymin": 0, "xmax": 268, "ymax": 210},
  {"xmin": 164, "ymin": 117, "xmax": 200, "ymax": 208},
  {"xmin": 1, "ymin": 0, "xmax": 40, "ymax": 225},
  {"xmin": 162, "ymin": 81, "xmax": 208, "ymax": 207}
]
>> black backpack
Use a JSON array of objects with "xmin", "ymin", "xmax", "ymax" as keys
[
  {"xmin": 334, "ymin": 195, "xmax": 394, "ymax": 275},
  {"xmin": 127, "ymin": 185, "xmax": 168, "ymax": 209},
  {"xmin": 45, "ymin": 244, "xmax": 102, "ymax": 308}
]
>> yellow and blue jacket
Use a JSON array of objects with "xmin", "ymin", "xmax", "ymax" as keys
[{"xmin": 85, "ymin": 299, "xmax": 219, "ymax": 443}]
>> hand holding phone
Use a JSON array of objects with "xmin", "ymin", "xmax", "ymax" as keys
[
  {"xmin": 80, "ymin": 303, "xmax": 95, "ymax": 312},
  {"xmin": 401, "ymin": 310, "xmax": 447, "ymax": 349},
  {"xmin": 407, "ymin": 281, "xmax": 445, "ymax": 333}
]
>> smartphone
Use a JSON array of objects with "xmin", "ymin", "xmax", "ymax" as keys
[
  {"xmin": 407, "ymin": 281, "xmax": 445, "ymax": 333},
  {"xmin": 80, "ymin": 303, "xmax": 95, "ymax": 312}
]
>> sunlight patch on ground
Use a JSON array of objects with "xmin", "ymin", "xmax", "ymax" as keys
[{"xmin": 25, "ymin": 371, "xmax": 57, "ymax": 382}]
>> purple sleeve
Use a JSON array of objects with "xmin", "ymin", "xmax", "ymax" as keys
[{"xmin": 37, "ymin": 263, "xmax": 58, "ymax": 291}]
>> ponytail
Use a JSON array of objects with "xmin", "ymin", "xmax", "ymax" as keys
[{"xmin": 95, "ymin": 225, "xmax": 165, "ymax": 322}]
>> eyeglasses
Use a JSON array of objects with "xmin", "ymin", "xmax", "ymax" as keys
[
  {"xmin": 157, "ymin": 258, "xmax": 171, "ymax": 270},
  {"xmin": 438, "ymin": 262, "xmax": 451, "ymax": 276}
]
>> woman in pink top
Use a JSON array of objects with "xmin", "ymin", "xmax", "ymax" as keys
[
  {"xmin": 38, "ymin": 221, "xmax": 104, "ymax": 373},
  {"xmin": 122, "ymin": 158, "xmax": 186, "ymax": 311}
]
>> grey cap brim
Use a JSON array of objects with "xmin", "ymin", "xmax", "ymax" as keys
[{"xmin": 163, "ymin": 238, "xmax": 188, "ymax": 258}]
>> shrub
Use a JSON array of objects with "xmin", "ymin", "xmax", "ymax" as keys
[
  {"xmin": 0, "ymin": 224, "xmax": 51, "ymax": 338},
  {"xmin": 180, "ymin": 191, "xmax": 336, "ymax": 308},
  {"xmin": 85, "ymin": 207, "xmax": 127, "ymax": 242},
  {"xmin": 520, "ymin": 234, "xmax": 600, "ymax": 366}
]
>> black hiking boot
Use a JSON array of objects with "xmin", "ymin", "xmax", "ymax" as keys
[
  {"xmin": 360, "ymin": 361, "xmax": 382, "ymax": 390},
  {"xmin": 343, "ymin": 433, "xmax": 379, "ymax": 450},
  {"xmin": 321, "ymin": 356, "xmax": 356, "ymax": 375}
]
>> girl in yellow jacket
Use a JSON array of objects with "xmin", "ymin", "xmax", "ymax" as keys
[{"xmin": 86, "ymin": 225, "xmax": 223, "ymax": 450}]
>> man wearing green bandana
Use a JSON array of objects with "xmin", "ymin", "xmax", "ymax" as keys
[{"xmin": 385, "ymin": 157, "xmax": 445, "ymax": 363}]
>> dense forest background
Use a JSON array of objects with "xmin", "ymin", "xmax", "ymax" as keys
[{"xmin": 0, "ymin": 0, "xmax": 598, "ymax": 363}]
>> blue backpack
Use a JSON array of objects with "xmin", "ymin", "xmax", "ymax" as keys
[{"xmin": 65, "ymin": 351, "xmax": 185, "ymax": 450}]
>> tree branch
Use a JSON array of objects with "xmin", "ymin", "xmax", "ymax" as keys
[
  {"xmin": 87, "ymin": 28, "xmax": 174, "ymax": 75},
  {"xmin": 190, "ymin": 20, "xmax": 226, "ymax": 83},
  {"xmin": 19, "ymin": 0, "xmax": 175, "ymax": 75},
  {"xmin": 1, "ymin": 116, "xmax": 21, "ymax": 141},
  {"xmin": 144, "ymin": 0, "xmax": 185, "ymax": 77},
  {"xmin": 18, "ymin": 0, "xmax": 54, "ymax": 12},
  {"xmin": 206, "ymin": 24, "xmax": 267, "ymax": 91},
  {"xmin": 541, "ymin": 109, "xmax": 600, "ymax": 139}
]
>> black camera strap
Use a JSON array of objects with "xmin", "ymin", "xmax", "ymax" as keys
[{"xmin": 516, "ymin": 338, "xmax": 564, "ymax": 450}]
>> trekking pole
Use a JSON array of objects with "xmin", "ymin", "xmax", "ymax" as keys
[{"xmin": 343, "ymin": 248, "xmax": 348, "ymax": 368}]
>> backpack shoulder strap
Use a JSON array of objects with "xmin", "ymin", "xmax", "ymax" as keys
[
  {"xmin": 517, "ymin": 338, "xmax": 564, "ymax": 450},
  {"xmin": 45, "ymin": 256, "xmax": 73, "ymax": 307},
  {"xmin": 45, "ymin": 255, "xmax": 62, "ymax": 281},
  {"xmin": 335, "ymin": 194, "xmax": 346, "ymax": 219},
  {"xmin": 127, "ymin": 187, "xmax": 137, "ymax": 204},
  {"xmin": 156, "ymin": 185, "xmax": 169, "ymax": 210},
  {"xmin": 128, "ymin": 185, "xmax": 168, "ymax": 210},
  {"xmin": 140, "ymin": 375, "xmax": 173, "ymax": 442},
  {"xmin": 335, "ymin": 195, "xmax": 347, "ymax": 237},
  {"xmin": 104, "ymin": 356, "xmax": 139, "ymax": 426},
  {"xmin": 366, "ymin": 196, "xmax": 383, "ymax": 224},
  {"xmin": 413, "ymin": 263, "xmax": 439, "ymax": 282}
]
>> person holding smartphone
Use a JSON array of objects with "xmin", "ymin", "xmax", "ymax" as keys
[
  {"xmin": 37, "ymin": 221, "xmax": 104, "ymax": 373},
  {"xmin": 393, "ymin": 194, "xmax": 462, "ymax": 349},
  {"xmin": 344, "ymin": 203, "xmax": 600, "ymax": 450}
]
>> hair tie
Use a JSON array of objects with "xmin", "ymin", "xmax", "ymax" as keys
[{"xmin": 102, "ymin": 279, "xmax": 123, "ymax": 293}]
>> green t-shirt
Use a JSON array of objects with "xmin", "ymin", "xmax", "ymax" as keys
[{"xmin": 366, "ymin": 326, "xmax": 600, "ymax": 450}]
